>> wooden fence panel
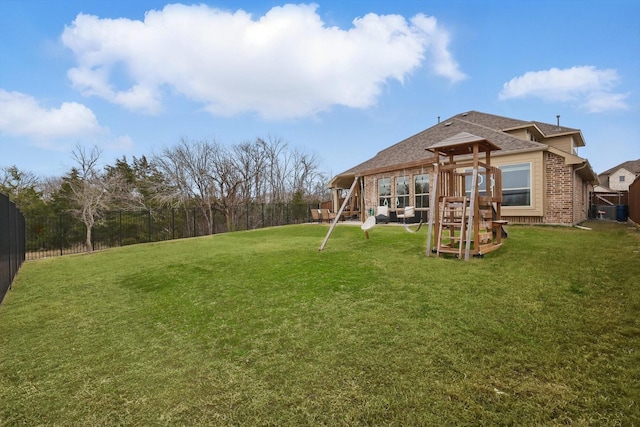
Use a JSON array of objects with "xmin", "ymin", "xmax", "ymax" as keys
[{"xmin": 629, "ymin": 178, "xmax": 640, "ymax": 224}]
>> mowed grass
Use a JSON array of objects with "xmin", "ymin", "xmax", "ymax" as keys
[{"xmin": 1, "ymin": 221, "xmax": 639, "ymax": 426}]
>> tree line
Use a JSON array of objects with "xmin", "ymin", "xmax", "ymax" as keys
[{"xmin": 1, "ymin": 137, "xmax": 330, "ymax": 253}]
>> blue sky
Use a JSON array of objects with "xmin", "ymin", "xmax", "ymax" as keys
[{"xmin": 1, "ymin": 0, "xmax": 639, "ymax": 179}]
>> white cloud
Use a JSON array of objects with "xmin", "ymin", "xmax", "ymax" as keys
[
  {"xmin": 0, "ymin": 89, "xmax": 132, "ymax": 151},
  {"xmin": 107, "ymin": 135, "xmax": 135, "ymax": 153},
  {"xmin": 411, "ymin": 14, "xmax": 466, "ymax": 83},
  {"xmin": 0, "ymin": 89, "xmax": 101, "ymax": 140},
  {"xmin": 584, "ymin": 91, "xmax": 630, "ymax": 113},
  {"xmin": 499, "ymin": 66, "xmax": 629, "ymax": 112},
  {"xmin": 61, "ymin": 3, "xmax": 466, "ymax": 119}
]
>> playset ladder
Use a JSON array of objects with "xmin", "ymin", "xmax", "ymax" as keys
[{"xmin": 436, "ymin": 196, "xmax": 469, "ymax": 258}]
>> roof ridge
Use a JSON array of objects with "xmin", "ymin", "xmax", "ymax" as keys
[
  {"xmin": 532, "ymin": 120, "xmax": 580, "ymax": 134},
  {"xmin": 455, "ymin": 110, "xmax": 580, "ymax": 135},
  {"xmin": 454, "ymin": 110, "xmax": 529, "ymax": 126}
]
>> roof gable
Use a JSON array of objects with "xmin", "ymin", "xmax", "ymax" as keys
[{"xmin": 455, "ymin": 111, "xmax": 585, "ymax": 146}]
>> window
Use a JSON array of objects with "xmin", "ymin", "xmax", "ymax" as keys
[
  {"xmin": 500, "ymin": 163, "xmax": 531, "ymax": 206},
  {"xmin": 620, "ymin": 176, "xmax": 625, "ymax": 182},
  {"xmin": 395, "ymin": 176, "xmax": 410, "ymax": 208},
  {"xmin": 414, "ymin": 174, "xmax": 429, "ymax": 208},
  {"xmin": 463, "ymin": 164, "xmax": 530, "ymax": 206},
  {"xmin": 378, "ymin": 177, "xmax": 391, "ymax": 207},
  {"xmin": 465, "ymin": 171, "xmax": 488, "ymax": 197}
]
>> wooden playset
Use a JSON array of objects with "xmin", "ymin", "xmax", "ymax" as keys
[{"xmin": 426, "ymin": 132, "xmax": 507, "ymax": 260}]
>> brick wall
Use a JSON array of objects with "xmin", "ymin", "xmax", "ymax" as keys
[
  {"xmin": 545, "ymin": 152, "xmax": 575, "ymax": 225},
  {"xmin": 364, "ymin": 175, "xmax": 376, "ymax": 214},
  {"xmin": 572, "ymin": 169, "xmax": 591, "ymax": 224}
]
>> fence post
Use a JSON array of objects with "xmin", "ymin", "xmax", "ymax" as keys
[
  {"xmin": 148, "ymin": 209, "xmax": 152, "ymax": 242},
  {"xmin": 59, "ymin": 214, "xmax": 63, "ymax": 256},
  {"xmin": 119, "ymin": 211, "xmax": 123, "ymax": 247},
  {"xmin": 193, "ymin": 208, "xmax": 196, "ymax": 237},
  {"xmin": 172, "ymin": 208, "xmax": 175, "ymax": 240}
]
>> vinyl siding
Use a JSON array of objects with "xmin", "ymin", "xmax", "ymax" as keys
[{"xmin": 491, "ymin": 151, "xmax": 544, "ymax": 218}]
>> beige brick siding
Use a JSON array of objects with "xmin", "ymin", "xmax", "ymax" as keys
[
  {"xmin": 609, "ymin": 168, "xmax": 636, "ymax": 191},
  {"xmin": 573, "ymin": 169, "xmax": 590, "ymax": 224}
]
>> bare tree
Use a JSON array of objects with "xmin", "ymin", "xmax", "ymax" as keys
[
  {"xmin": 65, "ymin": 144, "xmax": 124, "ymax": 253},
  {"xmin": 153, "ymin": 136, "xmax": 330, "ymax": 232},
  {"xmin": 234, "ymin": 140, "xmax": 267, "ymax": 202},
  {"xmin": 210, "ymin": 145, "xmax": 247, "ymax": 230},
  {"xmin": 259, "ymin": 137, "xmax": 290, "ymax": 203},
  {"xmin": 153, "ymin": 139, "xmax": 219, "ymax": 234},
  {"xmin": 257, "ymin": 137, "xmax": 328, "ymax": 203},
  {"xmin": 287, "ymin": 149, "xmax": 329, "ymax": 202}
]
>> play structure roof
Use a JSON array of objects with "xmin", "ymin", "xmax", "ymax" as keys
[{"xmin": 426, "ymin": 132, "xmax": 500, "ymax": 157}]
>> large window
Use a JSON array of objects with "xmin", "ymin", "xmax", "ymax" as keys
[
  {"xmin": 378, "ymin": 177, "xmax": 391, "ymax": 207},
  {"xmin": 500, "ymin": 163, "xmax": 531, "ymax": 206},
  {"xmin": 463, "ymin": 164, "xmax": 531, "ymax": 206},
  {"xmin": 395, "ymin": 176, "xmax": 410, "ymax": 208},
  {"xmin": 414, "ymin": 174, "xmax": 429, "ymax": 208}
]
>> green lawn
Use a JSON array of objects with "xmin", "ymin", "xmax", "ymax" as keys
[{"xmin": 1, "ymin": 221, "xmax": 639, "ymax": 426}]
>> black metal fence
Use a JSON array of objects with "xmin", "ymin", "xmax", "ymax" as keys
[
  {"xmin": 26, "ymin": 202, "xmax": 315, "ymax": 260},
  {"xmin": 1, "ymin": 193, "xmax": 26, "ymax": 305}
]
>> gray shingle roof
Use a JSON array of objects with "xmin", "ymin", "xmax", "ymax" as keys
[
  {"xmin": 339, "ymin": 111, "xmax": 549, "ymax": 176},
  {"xmin": 599, "ymin": 159, "xmax": 640, "ymax": 176}
]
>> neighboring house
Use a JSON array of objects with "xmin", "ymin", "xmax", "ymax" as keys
[
  {"xmin": 329, "ymin": 110, "xmax": 598, "ymax": 226},
  {"xmin": 598, "ymin": 159, "xmax": 640, "ymax": 192}
]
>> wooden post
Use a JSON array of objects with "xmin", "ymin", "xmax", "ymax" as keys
[
  {"xmin": 465, "ymin": 142, "xmax": 480, "ymax": 261},
  {"xmin": 319, "ymin": 177, "xmax": 359, "ymax": 251},
  {"xmin": 465, "ymin": 169, "xmax": 477, "ymax": 261},
  {"xmin": 426, "ymin": 165, "xmax": 439, "ymax": 256}
]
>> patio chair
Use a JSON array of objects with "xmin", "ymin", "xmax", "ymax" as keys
[
  {"xmin": 310, "ymin": 209, "xmax": 322, "ymax": 223},
  {"xmin": 320, "ymin": 208, "xmax": 337, "ymax": 223},
  {"xmin": 375, "ymin": 206, "xmax": 389, "ymax": 224}
]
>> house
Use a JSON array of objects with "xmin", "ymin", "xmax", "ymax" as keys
[
  {"xmin": 598, "ymin": 159, "xmax": 640, "ymax": 192},
  {"xmin": 591, "ymin": 159, "xmax": 639, "ymax": 220},
  {"xmin": 329, "ymin": 111, "xmax": 598, "ymax": 226}
]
